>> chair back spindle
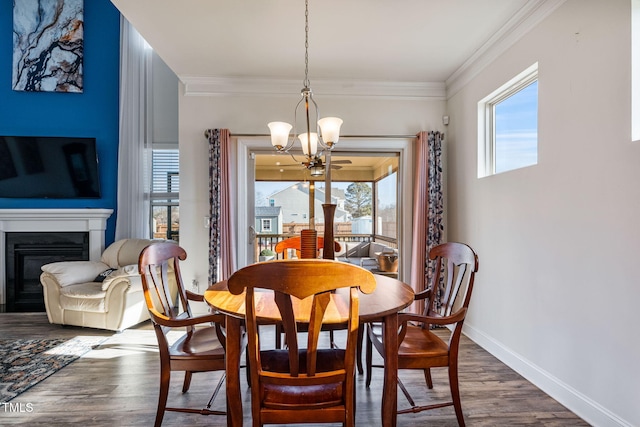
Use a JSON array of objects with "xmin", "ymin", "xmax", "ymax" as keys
[{"xmin": 424, "ymin": 243, "xmax": 478, "ymax": 322}]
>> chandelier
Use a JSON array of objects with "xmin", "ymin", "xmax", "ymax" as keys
[{"xmin": 267, "ymin": 0, "xmax": 343, "ymax": 177}]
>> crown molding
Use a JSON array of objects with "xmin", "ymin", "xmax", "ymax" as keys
[
  {"xmin": 180, "ymin": 0, "xmax": 565, "ymax": 102},
  {"xmin": 445, "ymin": 0, "xmax": 567, "ymax": 99},
  {"xmin": 181, "ymin": 76, "xmax": 446, "ymax": 100}
]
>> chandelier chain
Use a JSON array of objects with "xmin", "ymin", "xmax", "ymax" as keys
[
  {"xmin": 267, "ymin": 0, "xmax": 341, "ymax": 175},
  {"xmin": 303, "ymin": 0, "xmax": 310, "ymax": 88}
]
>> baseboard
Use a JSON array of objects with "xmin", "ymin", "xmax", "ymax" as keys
[{"xmin": 462, "ymin": 323, "xmax": 632, "ymax": 427}]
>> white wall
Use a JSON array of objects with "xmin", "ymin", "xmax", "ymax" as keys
[
  {"xmin": 177, "ymin": 91, "xmax": 446, "ymax": 292},
  {"xmin": 152, "ymin": 52, "xmax": 178, "ymax": 145},
  {"xmin": 633, "ymin": 0, "xmax": 640, "ymax": 141},
  {"xmin": 447, "ymin": 1, "xmax": 639, "ymax": 426}
]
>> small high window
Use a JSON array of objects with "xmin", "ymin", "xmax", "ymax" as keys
[
  {"xmin": 151, "ymin": 148, "xmax": 179, "ymax": 240},
  {"xmin": 478, "ymin": 63, "xmax": 538, "ymax": 177}
]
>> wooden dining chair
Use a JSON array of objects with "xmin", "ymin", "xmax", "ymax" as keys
[
  {"xmin": 228, "ymin": 259, "xmax": 377, "ymax": 427},
  {"xmin": 272, "ymin": 235, "xmax": 344, "ymax": 350},
  {"xmin": 365, "ymin": 242, "xmax": 479, "ymax": 426},
  {"xmin": 274, "ymin": 235, "xmax": 342, "ymax": 259},
  {"xmin": 138, "ymin": 242, "xmax": 228, "ymax": 427}
]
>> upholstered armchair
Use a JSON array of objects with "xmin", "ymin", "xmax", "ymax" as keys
[{"xmin": 40, "ymin": 238, "xmax": 171, "ymax": 332}]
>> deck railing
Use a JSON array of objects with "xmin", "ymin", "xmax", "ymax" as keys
[{"xmin": 255, "ymin": 233, "xmax": 397, "ymax": 262}]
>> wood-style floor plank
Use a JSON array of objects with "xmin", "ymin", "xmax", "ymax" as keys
[{"xmin": 0, "ymin": 313, "xmax": 588, "ymax": 426}]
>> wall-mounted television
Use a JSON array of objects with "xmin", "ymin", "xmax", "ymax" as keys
[{"xmin": 0, "ymin": 136, "xmax": 101, "ymax": 198}]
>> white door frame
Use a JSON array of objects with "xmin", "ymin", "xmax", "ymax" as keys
[{"xmin": 236, "ymin": 136, "xmax": 414, "ymax": 282}]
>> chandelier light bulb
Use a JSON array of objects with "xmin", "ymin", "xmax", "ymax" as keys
[
  {"xmin": 298, "ymin": 132, "xmax": 318, "ymax": 156},
  {"xmin": 268, "ymin": 122, "xmax": 293, "ymax": 150},
  {"xmin": 318, "ymin": 117, "xmax": 343, "ymax": 147}
]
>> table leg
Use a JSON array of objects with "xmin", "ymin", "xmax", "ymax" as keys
[
  {"xmin": 382, "ymin": 313, "xmax": 398, "ymax": 427},
  {"xmin": 225, "ymin": 315, "xmax": 243, "ymax": 426}
]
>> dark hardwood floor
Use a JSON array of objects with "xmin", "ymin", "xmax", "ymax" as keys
[{"xmin": 0, "ymin": 313, "xmax": 588, "ymax": 426}]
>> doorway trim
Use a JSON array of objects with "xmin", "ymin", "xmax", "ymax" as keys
[{"xmin": 235, "ymin": 136, "xmax": 414, "ymax": 281}]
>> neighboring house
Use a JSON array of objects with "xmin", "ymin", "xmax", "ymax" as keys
[
  {"xmin": 255, "ymin": 206, "xmax": 282, "ymax": 234},
  {"xmin": 315, "ymin": 187, "xmax": 350, "ymax": 222},
  {"xmin": 268, "ymin": 183, "xmax": 350, "ymax": 226}
]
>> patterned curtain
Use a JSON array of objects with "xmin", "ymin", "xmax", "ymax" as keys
[
  {"xmin": 206, "ymin": 129, "xmax": 236, "ymax": 284},
  {"xmin": 409, "ymin": 131, "xmax": 444, "ymax": 314}
]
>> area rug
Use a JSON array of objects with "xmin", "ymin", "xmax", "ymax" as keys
[{"xmin": 0, "ymin": 336, "xmax": 107, "ymax": 403}]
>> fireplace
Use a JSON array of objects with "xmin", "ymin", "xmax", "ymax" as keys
[
  {"xmin": 0, "ymin": 209, "xmax": 113, "ymax": 310},
  {"xmin": 6, "ymin": 232, "xmax": 89, "ymax": 312}
]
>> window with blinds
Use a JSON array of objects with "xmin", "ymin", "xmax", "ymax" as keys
[
  {"xmin": 152, "ymin": 149, "xmax": 179, "ymax": 193},
  {"xmin": 151, "ymin": 148, "xmax": 180, "ymax": 241}
]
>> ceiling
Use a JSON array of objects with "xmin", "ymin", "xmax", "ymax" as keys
[
  {"xmin": 255, "ymin": 152, "xmax": 398, "ymax": 182},
  {"xmin": 109, "ymin": 0, "xmax": 558, "ymax": 177},
  {"xmin": 109, "ymin": 0, "xmax": 557, "ymax": 97}
]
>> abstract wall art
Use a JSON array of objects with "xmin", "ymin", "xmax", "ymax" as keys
[{"xmin": 12, "ymin": 0, "xmax": 84, "ymax": 93}]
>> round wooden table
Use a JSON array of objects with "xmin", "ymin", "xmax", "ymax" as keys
[{"xmin": 205, "ymin": 274, "xmax": 414, "ymax": 427}]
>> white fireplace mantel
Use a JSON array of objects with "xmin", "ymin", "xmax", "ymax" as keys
[{"xmin": 0, "ymin": 208, "xmax": 113, "ymax": 305}]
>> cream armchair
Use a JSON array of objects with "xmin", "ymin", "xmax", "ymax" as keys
[{"xmin": 40, "ymin": 238, "xmax": 167, "ymax": 332}]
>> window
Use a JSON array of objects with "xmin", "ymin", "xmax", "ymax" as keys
[
  {"xmin": 150, "ymin": 148, "xmax": 179, "ymax": 240},
  {"xmin": 478, "ymin": 63, "xmax": 538, "ymax": 177},
  {"xmin": 375, "ymin": 172, "xmax": 397, "ymax": 239},
  {"xmin": 261, "ymin": 218, "xmax": 272, "ymax": 232}
]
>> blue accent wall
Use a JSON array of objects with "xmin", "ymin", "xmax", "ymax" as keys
[{"xmin": 0, "ymin": 0, "xmax": 120, "ymax": 245}]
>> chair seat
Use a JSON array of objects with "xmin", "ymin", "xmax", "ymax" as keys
[
  {"xmin": 259, "ymin": 348, "xmax": 347, "ymax": 409},
  {"xmin": 59, "ymin": 282, "xmax": 107, "ymax": 312},
  {"xmin": 169, "ymin": 326, "xmax": 225, "ymax": 360},
  {"xmin": 369, "ymin": 324, "xmax": 450, "ymax": 366},
  {"xmin": 397, "ymin": 326, "xmax": 450, "ymax": 366}
]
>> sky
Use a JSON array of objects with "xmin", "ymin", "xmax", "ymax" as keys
[{"xmin": 494, "ymin": 80, "xmax": 538, "ymax": 173}]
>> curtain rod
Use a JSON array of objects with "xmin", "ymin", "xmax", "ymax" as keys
[{"xmin": 204, "ymin": 130, "xmax": 418, "ymax": 139}]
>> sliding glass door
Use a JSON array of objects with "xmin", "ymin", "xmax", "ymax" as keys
[{"xmin": 236, "ymin": 136, "xmax": 413, "ymax": 281}]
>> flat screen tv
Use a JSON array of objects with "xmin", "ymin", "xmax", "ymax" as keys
[{"xmin": 0, "ymin": 136, "xmax": 101, "ymax": 198}]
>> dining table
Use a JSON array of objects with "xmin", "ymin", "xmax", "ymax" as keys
[{"xmin": 204, "ymin": 273, "xmax": 415, "ymax": 427}]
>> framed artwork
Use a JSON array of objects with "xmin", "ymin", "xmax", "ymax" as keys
[{"xmin": 12, "ymin": 0, "xmax": 84, "ymax": 93}]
